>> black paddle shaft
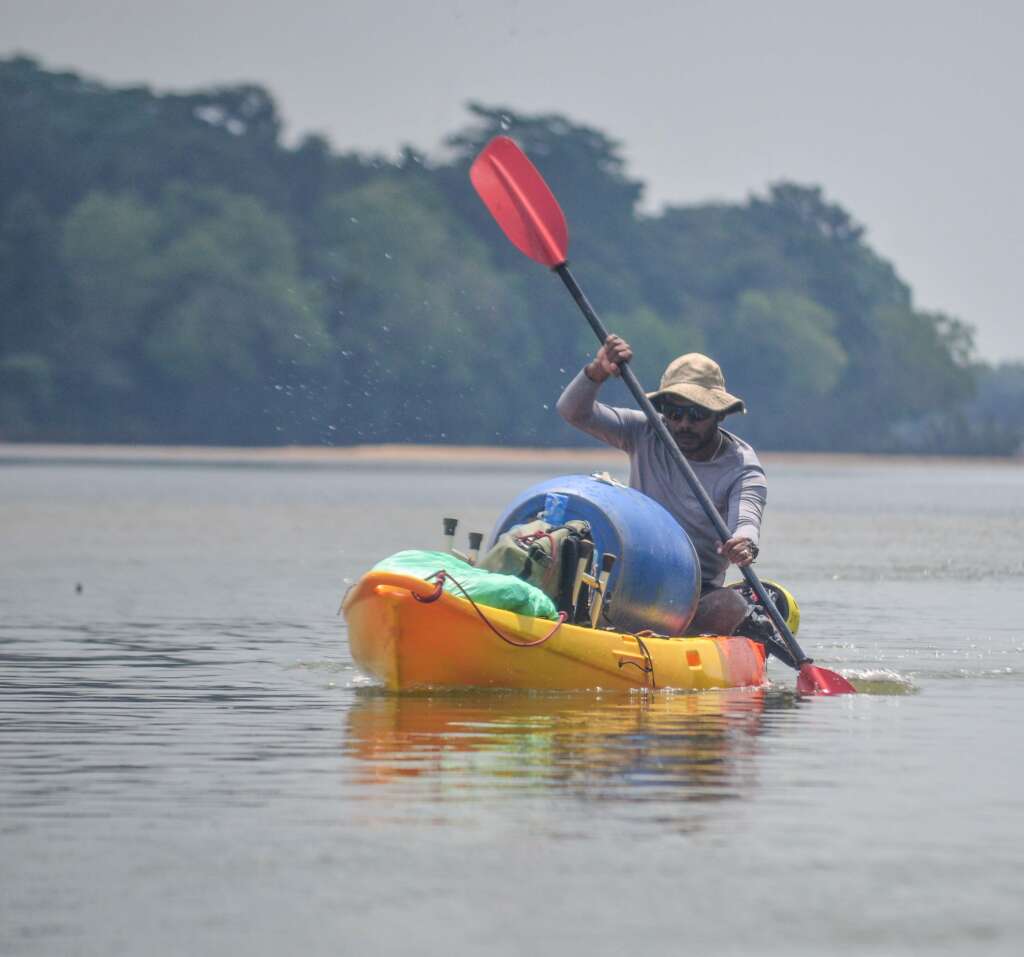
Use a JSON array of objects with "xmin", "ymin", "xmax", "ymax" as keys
[{"xmin": 554, "ymin": 263, "xmax": 811, "ymax": 667}]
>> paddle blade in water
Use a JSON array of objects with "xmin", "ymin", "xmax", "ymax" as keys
[
  {"xmin": 797, "ymin": 663, "xmax": 857, "ymax": 695},
  {"xmin": 470, "ymin": 136, "xmax": 569, "ymax": 268}
]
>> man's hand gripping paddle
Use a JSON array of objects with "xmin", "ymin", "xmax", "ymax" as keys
[{"xmin": 470, "ymin": 136, "xmax": 855, "ymax": 695}]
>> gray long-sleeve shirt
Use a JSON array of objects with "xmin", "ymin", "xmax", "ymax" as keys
[{"xmin": 557, "ymin": 369, "xmax": 767, "ymax": 587}]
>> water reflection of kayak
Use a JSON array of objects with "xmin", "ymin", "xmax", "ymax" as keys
[
  {"xmin": 344, "ymin": 687, "xmax": 779, "ymax": 807},
  {"xmin": 343, "ymin": 570, "xmax": 766, "ymax": 692}
]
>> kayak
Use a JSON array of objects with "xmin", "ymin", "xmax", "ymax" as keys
[{"xmin": 343, "ymin": 569, "xmax": 767, "ymax": 692}]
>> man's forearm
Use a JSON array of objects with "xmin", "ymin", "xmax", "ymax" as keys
[
  {"xmin": 730, "ymin": 479, "xmax": 766, "ymax": 546},
  {"xmin": 556, "ymin": 369, "xmax": 636, "ymax": 451},
  {"xmin": 556, "ymin": 368, "xmax": 603, "ymax": 426}
]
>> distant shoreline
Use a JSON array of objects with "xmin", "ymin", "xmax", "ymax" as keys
[{"xmin": 1, "ymin": 442, "xmax": 1020, "ymax": 469}]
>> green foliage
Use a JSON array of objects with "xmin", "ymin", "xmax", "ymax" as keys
[
  {"xmin": 941, "ymin": 361, "xmax": 1024, "ymax": 455},
  {"xmin": 715, "ymin": 291, "xmax": 846, "ymax": 446},
  {"xmin": 54, "ymin": 185, "xmax": 326, "ymax": 441},
  {"xmin": 0, "ymin": 56, "xmax": 1013, "ymax": 453},
  {"xmin": 309, "ymin": 176, "xmax": 543, "ymax": 442},
  {"xmin": 0, "ymin": 352, "xmax": 54, "ymax": 437}
]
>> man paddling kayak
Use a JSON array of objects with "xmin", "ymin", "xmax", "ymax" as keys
[{"xmin": 557, "ymin": 334, "xmax": 767, "ymax": 637}]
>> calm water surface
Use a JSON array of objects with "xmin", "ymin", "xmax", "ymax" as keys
[{"xmin": 2, "ymin": 455, "xmax": 1023, "ymax": 955}]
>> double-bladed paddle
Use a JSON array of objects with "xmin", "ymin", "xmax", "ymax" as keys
[{"xmin": 470, "ymin": 135, "xmax": 855, "ymax": 695}]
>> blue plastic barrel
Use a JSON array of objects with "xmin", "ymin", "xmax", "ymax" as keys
[{"xmin": 486, "ymin": 474, "xmax": 700, "ymax": 635}]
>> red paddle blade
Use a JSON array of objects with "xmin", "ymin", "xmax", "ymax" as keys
[
  {"xmin": 797, "ymin": 663, "xmax": 857, "ymax": 695},
  {"xmin": 470, "ymin": 136, "xmax": 569, "ymax": 268}
]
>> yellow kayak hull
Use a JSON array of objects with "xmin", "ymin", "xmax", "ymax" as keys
[{"xmin": 343, "ymin": 571, "xmax": 767, "ymax": 692}]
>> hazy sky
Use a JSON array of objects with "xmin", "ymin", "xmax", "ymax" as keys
[{"xmin": 4, "ymin": 0, "xmax": 1023, "ymax": 360}]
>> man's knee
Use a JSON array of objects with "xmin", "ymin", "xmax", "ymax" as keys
[{"xmin": 688, "ymin": 587, "xmax": 749, "ymax": 636}]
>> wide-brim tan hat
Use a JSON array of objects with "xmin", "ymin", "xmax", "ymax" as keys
[{"xmin": 646, "ymin": 353, "xmax": 746, "ymax": 415}]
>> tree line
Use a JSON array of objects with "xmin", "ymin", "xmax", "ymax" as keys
[{"xmin": 2, "ymin": 55, "xmax": 1022, "ymax": 453}]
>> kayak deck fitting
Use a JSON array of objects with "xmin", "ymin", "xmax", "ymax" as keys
[{"xmin": 343, "ymin": 569, "xmax": 767, "ymax": 693}]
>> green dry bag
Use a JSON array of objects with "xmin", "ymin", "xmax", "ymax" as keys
[{"xmin": 371, "ymin": 550, "xmax": 558, "ymax": 620}]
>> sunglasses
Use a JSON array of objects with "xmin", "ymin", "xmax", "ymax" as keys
[{"xmin": 657, "ymin": 401, "xmax": 714, "ymax": 423}]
